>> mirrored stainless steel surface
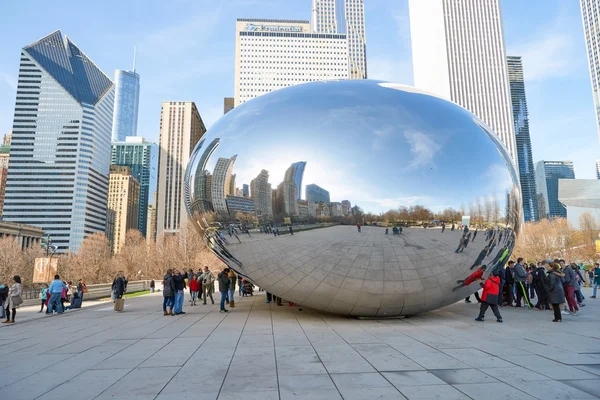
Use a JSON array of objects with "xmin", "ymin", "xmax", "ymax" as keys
[{"xmin": 185, "ymin": 80, "xmax": 521, "ymax": 317}]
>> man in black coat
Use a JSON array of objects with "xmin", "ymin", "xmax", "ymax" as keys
[
  {"xmin": 217, "ymin": 268, "xmax": 231, "ymax": 313},
  {"xmin": 532, "ymin": 262, "xmax": 549, "ymax": 310}
]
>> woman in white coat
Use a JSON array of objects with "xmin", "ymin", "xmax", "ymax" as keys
[{"xmin": 3, "ymin": 275, "xmax": 23, "ymax": 324}]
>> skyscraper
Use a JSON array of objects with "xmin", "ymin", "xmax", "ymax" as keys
[
  {"xmin": 306, "ymin": 184, "xmax": 330, "ymax": 204},
  {"xmin": 224, "ymin": 97, "xmax": 234, "ymax": 115},
  {"xmin": 535, "ymin": 161, "xmax": 575, "ymax": 219},
  {"xmin": 250, "ymin": 169, "xmax": 273, "ymax": 221},
  {"xmin": 211, "ymin": 156, "xmax": 237, "ymax": 215},
  {"xmin": 234, "ymin": 19, "xmax": 349, "ymax": 106},
  {"xmin": 408, "ymin": 0, "xmax": 517, "ymax": 162},
  {"xmin": 111, "ymin": 69, "xmax": 140, "ymax": 142},
  {"xmin": 0, "ymin": 142, "xmax": 9, "ymax": 216},
  {"xmin": 275, "ymin": 181, "xmax": 299, "ymax": 217},
  {"xmin": 596, "ymin": 160, "xmax": 600, "ymax": 179},
  {"xmin": 581, "ymin": 0, "xmax": 600, "ymax": 140},
  {"xmin": 284, "ymin": 161, "xmax": 307, "ymax": 200},
  {"xmin": 3, "ymin": 30, "xmax": 114, "ymax": 253},
  {"xmin": 312, "ymin": 0, "xmax": 367, "ymax": 79},
  {"xmin": 507, "ymin": 56, "xmax": 538, "ymax": 222},
  {"xmin": 112, "ymin": 137, "xmax": 158, "ymax": 236},
  {"xmin": 156, "ymin": 102, "xmax": 206, "ymax": 242},
  {"xmin": 107, "ymin": 166, "xmax": 140, "ymax": 253}
]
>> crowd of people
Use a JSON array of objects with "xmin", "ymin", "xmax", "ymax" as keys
[{"xmin": 469, "ymin": 258, "xmax": 600, "ymax": 323}]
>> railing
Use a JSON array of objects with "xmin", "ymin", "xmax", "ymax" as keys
[{"xmin": 21, "ymin": 280, "xmax": 150, "ymax": 303}]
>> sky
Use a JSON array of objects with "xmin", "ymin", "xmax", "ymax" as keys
[{"xmin": 0, "ymin": 0, "xmax": 598, "ymax": 184}]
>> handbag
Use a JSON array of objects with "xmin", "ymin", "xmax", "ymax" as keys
[{"xmin": 12, "ymin": 295, "xmax": 23, "ymax": 306}]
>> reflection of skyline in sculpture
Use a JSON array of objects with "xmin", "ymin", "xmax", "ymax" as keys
[
  {"xmin": 306, "ymin": 183, "xmax": 331, "ymax": 204},
  {"xmin": 285, "ymin": 161, "xmax": 307, "ymax": 200},
  {"xmin": 211, "ymin": 155, "xmax": 237, "ymax": 215},
  {"xmin": 184, "ymin": 79, "xmax": 521, "ymax": 317}
]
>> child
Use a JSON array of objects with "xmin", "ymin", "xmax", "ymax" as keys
[
  {"xmin": 475, "ymin": 270, "xmax": 503, "ymax": 323},
  {"xmin": 454, "ymin": 265, "xmax": 487, "ymax": 292},
  {"xmin": 39, "ymin": 284, "xmax": 49, "ymax": 313},
  {"xmin": 188, "ymin": 274, "xmax": 199, "ymax": 306}
]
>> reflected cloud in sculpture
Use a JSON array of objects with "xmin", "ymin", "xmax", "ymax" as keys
[{"xmin": 185, "ymin": 79, "xmax": 521, "ymax": 317}]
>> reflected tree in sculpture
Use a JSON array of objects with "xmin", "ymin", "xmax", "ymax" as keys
[{"xmin": 185, "ymin": 80, "xmax": 521, "ymax": 317}]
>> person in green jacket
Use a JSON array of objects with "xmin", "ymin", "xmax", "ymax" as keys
[{"xmin": 592, "ymin": 263, "xmax": 600, "ymax": 298}]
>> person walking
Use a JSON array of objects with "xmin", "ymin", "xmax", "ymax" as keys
[
  {"xmin": 592, "ymin": 263, "xmax": 600, "ymax": 298},
  {"xmin": 228, "ymin": 269, "xmax": 237, "ymax": 308},
  {"xmin": 173, "ymin": 269, "xmax": 186, "ymax": 315},
  {"xmin": 201, "ymin": 266, "xmax": 215, "ymax": 305},
  {"xmin": 3, "ymin": 276, "xmax": 23, "ymax": 324},
  {"xmin": 474, "ymin": 270, "xmax": 503, "ymax": 323},
  {"xmin": 189, "ymin": 274, "xmax": 199, "ymax": 306},
  {"xmin": 113, "ymin": 272, "xmax": 126, "ymax": 300},
  {"xmin": 546, "ymin": 262, "xmax": 566, "ymax": 322},
  {"xmin": 163, "ymin": 269, "xmax": 176, "ymax": 316},
  {"xmin": 39, "ymin": 284, "xmax": 49, "ymax": 313},
  {"xmin": 47, "ymin": 275, "xmax": 67, "ymax": 314},
  {"xmin": 218, "ymin": 268, "xmax": 231, "ymax": 313},
  {"xmin": 150, "ymin": 279, "xmax": 155, "ymax": 294},
  {"xmin": 561, "ymin": 261, "xmax": 580, "ymax": 316}
]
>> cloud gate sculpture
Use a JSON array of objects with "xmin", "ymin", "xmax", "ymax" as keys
[{"xmin": 185, "ymin": 80, "xmax": 521, "ymax": 317}]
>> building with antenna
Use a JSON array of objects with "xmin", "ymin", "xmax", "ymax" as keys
[{"xmin": 111, "ymin": 50, "xmax": 140, "ymax": 142}]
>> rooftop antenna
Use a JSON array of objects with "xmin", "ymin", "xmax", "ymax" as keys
[{"xmin": 132, "ymin": 46, "xmax": 137, "ymax": 73}]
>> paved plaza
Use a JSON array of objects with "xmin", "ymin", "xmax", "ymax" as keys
[{"xmin": 1, "ymin": 288, "xmax": 600, "ymax": 400}]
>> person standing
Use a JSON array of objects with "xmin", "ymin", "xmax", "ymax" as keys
[
  {"xmin": 0, "ymin": 283, "xmax": 7, "ymax": 319},
  {"xmin": 39, "ymin": 284, "xmax": 49, "ymax": 313},
  {"xmin": 441, "ymin": 223, "xmax": 445, "ymax": 233},
  {"xmin": 113, "ymin": 272, "xmax": 126, "ymax": 300},
  {"xmin": 218, "ymin": 268, "xmax": 231, "ymax": 313},
  {"xmin": 47, "ymin": 275, "xmax": 67, "ymax": 314},
  {"xmin": 228, "ymin": 269, "xmax": 237, "ymax": 308},
  {"xmin": 77, "ymin": 279, "xmax": 87, "ymax": 302},
  {"xmin": 533, "ymin": 262, "xmax": 549, "ymax": 310},
  {"xmin": 189, "ymin": 274, "xmax": 199, "ymax": 306},
  {"xmin": 514, "ymin": 258, "xmax": 530, "ymax": 308},
  {"xmin": 561, "ymin": 261, "xmax": 580, "ymax": 316},
  {"xmin": 504, "ymin": 262, "xmax": 515, "ymax": 306},
  {"xmin": 238, "ymin": 274, "xmax": 243, "ymax": 296},
  {"xmin": 592, "ymin": 263, "xmax": 600, "ymax": 298},
  {"xmin": 150, "ymin": 279, "xmax": 155, "ymax": 293},
  {"xmin": 163, "ymin": 269, "xmax": 176, "ymax": 316},
  {"xmin": 3, "ymin": 276, "xmax": 23, "ymax": 324},
  {"xmin": 474, "ymin": 270, "xmax": 503, "ymax": 323},
  {"xmin": 173, "ymin": 269, "xmax": 186, "ymax": 315},
  {"xmin": 200, "ymin": 266, "xmax": 215, "ymax": 305},
  {"xmin": 546, "ymin": 262, "xmax": 566, "ymax": 322}
]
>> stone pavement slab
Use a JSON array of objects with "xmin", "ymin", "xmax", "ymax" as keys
[{"xmin": 1, "ymin": 289, "xmax": 599, "ymax": 399}]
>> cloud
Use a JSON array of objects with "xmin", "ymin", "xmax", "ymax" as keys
[
  {"xmin": 404, "ymin": 130, "xmax": 441, "ymax": 169},
  {"xmin": 0, "ymin": 72, "xmax": 17, "ymax": 90},
  {"xmin": 507, "ymin": 9, "xmax": 583, "ymax": 81}
]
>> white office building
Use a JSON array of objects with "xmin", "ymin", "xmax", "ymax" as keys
[
  {"xmin": 311, "ymin": 0, "xmax": 367, "ymax": 79},
  {"xmin": 408, "ymin": 0, "xmax": 517, "ymax": 162},
  {"xmin": 156, "ymin": 102, "xmax": 206, "ymax": 242},
  {"xmin": 581, "ymin": 0, "xmax": 600, "ymax": 141},
  {"xmin": 234, "ymin": 18, "xmax": 349, "ymax": 106}
]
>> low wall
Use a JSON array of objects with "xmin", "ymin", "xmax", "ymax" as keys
[{"xmin": 20, "ymin": 280, "xmax": 150, "ymax": 307}]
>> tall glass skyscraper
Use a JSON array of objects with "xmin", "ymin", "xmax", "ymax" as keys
[
  {"xmin": 306, "ymin": 184, "xmax": 330, "ymax": 204},
  {"xmin": 535, "ymin": 161, "xmax": 575, "ymax": 219},
  {"xmin": 111, "ymin": 69, "xmax": 140, "ymax": 142},
  {"xmin": 507, "ymin": 56, "xmax": 538, "ymax": 222},
  {"xmin": 580, "ymin": 0, "xmax": 600, "ymax": 141},
  {"xmin": 4, "ymin": 30, "xmax": 114, "ymax": 253},
  {"xmin": 312, "ymin": 0, "xmax": 367, "ymax": 79},
  {"xmin": 111, "ymin": 137, "xmax": 158, "ymax": 236}
]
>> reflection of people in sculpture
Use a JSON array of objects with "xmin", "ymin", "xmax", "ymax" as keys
[
  {"xmin": 453, "ymin": 265, "xmax": 487, "ymax": 292},
  {"xmin": 385, "ymin": 228, "xmax": 389, "ymax": 235},
  {"xmin": 472, "ymin": 229, "xmax": 478, "ymax": 242},
  {"xmin": 474, "ymin": 270, "xmax": 503, "ymax": 323},
  {"xmin": 451, "ymin": 223, "xmax": 455, "ymax": 231},
  {"xmin": 455, "ymin": 233, "xmax": 470, "ymax": 253},
  {"xmin": 441, "ymin": 223, "xmax": 445, "ymax": 233},
  {"xmin": 470, "ymin": 246, "xmax": 490, "ymax": 270},
  {"xmin": 463, "ymin": 225, "xmax": 469, "ymax": 235}
]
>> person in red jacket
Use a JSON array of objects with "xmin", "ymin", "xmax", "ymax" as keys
[
  {"xmin": 475, "ymin": 270, "xmax": 503, "ymax": 323},
  {"xmin": 189, "ymin": 274, "xmax": 200, "ymax": 306}
]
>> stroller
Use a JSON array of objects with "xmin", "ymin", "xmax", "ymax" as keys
[{"xmin": 242, "ymin": 279, "xmax": 255, "ymax": 297}]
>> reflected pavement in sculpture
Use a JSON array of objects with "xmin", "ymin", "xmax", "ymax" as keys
[{"xmin": 185, "ymin": 80, "xmax": 521, "ymax": 317}]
